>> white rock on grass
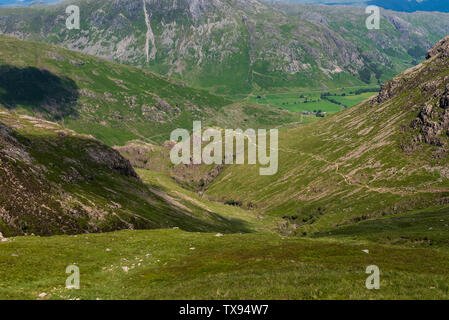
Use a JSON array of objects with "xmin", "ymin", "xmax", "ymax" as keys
[
  {"xmin": 0, "ymin": 232, "xmax": 9, "ymax": 242},
  {"xmin": 362, "ymin": 249, "xmax": 369, "ymax": 254},
  {"xmin": 215, "ymin": 233, "xmax": 224, "ymax": 237}
]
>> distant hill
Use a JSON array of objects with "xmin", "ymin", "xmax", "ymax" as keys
[
  {"xmin": 268, "ymin": 0, "xmax": 449, "ymax": 13},
  {"xmin": 1, "ymin": 0, "xmax": 448, "ymax": 93},
  {"xmin": 0, "ymin": 35, "xmax": 300, "ymax": 146},
  {"xmin": 368, "ymin": 0, "xmax": 449, "ymax": 13},
  {"xmin": 0, "ymin": 0, "xmax": 61, "ymax": 7}
]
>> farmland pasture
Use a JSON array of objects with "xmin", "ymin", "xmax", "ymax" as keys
[{"xmin": 246, "ymin": 87, "xmax": 379, "ymax": 118}]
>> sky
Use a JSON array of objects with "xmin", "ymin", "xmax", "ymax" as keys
[
  {"xmin": 0, "ymin": 0, "xmax": 62, "ymax": 7},
  {"xmin": 268, "ymin": 0, "xmax": 449, "ymax": 13}
]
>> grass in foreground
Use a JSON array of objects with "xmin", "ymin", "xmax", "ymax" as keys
[
  {"xmin": 313, "ymin": 206, "xmax": 449, "ymax": 248},
  {"xmin": 1, "ymin": 229, "xmax": 449, "ymax": 300}
]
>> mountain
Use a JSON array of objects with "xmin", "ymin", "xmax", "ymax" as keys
[
  {"xmin": 204, "ymin": 36, "xmax": 449, "ymax": 234},
  {"xmin": 0, "ymin": 0, "xmax": 61, "ymax": 7},
  {"xmin": 0, "ymin": 0, "xmax": 448, "ymax": 94},
  {"xmin": 269, "ymin": 1, "xmax": 449, "ymax": 13},
  {"xmin": 0, "ymin": 35, "xmax": 300, "ymax": 146},
  {"xmin": 368, "ymin": 0, "xmax": 449, "ymax": 13}
]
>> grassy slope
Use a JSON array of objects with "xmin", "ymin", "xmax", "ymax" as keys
[
  {"xmin": 0, "ymin": 35, "xmax": 301, "ymax": 146},
  {"xmin": 313, "ymin": 205, "xmax": 449, "ymax": 247},
  {"xmin": 1, "ymin": 226, "xmax": 449, "ymax": 299},
  {"xmin": 1, "ymin": 148, "xmax": 449, "ymax": 299},
  {"xmin": 205, "ymin": 46, "xmax": 449, "ymax": 235}
]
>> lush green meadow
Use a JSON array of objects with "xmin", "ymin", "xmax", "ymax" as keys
[
  {"xmin": 1, "ymin": 215, "xmax": 449, "ymax": 300},
  {"xmin": 313, "ymin": 206, "xmax": 449, "ymax": 248},
  {"xmin": 246, "ymin": 87, "xmax": 379, "ymax": 116},
  {"xmin": 330, "ymin": 92, "xmax": 377, "ymax": 107}
]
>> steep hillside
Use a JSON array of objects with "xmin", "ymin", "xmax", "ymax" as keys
[
  {"xmin": 0, "ymin": 35, "xmax": 300, "ymax": 146},
  {"xmin": 205, "ymin": 36, "xmax": 449, "ymax": 234},
  {"xmin": 0, "ymin": 107, "xmax": 251, "ymax": 237},
  {"xmin": 0, "ymin": 0, "xmax": 448, "ymax": 93}
]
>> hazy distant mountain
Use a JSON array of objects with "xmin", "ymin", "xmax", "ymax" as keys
[
  {"xmin": 0, "ymin": 0, "xmax": 61, "ymax": 7},
  {"xmin": 368, "ymin": 0, "xmax": 449, "ymax": 13},
  {"xmin": 268, "ymin": 0, "xmax": 449, "ymax": 13},
  {"xmin": 268, "ymin": 0, "xmax": 367, "ymax": 5}
]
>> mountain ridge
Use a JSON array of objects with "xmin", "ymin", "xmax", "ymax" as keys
[{"xmin": 1, "ymin": 0, "xmax": 449, "ymax": 93}]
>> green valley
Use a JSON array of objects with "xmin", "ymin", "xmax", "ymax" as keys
[{"xmin": 0, "ymin": 0, "xmax": 449, "ymax": 303}]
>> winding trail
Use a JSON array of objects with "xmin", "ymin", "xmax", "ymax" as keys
[{"xmin": 280, "ymin": 148, "xmax": 449, "ymax": 196}]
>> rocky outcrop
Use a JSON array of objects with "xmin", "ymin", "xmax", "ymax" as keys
[
  {"xmin": 426, "ymin": 36, "xmax": 449, "ymax": 59},
  {"xmin": 142, "ymin": 0, "xmax": 157, "ymax": 63},
  {"xmin": 411, "ymin": 101, "xmax": 449, "ymax": 147},
  {"xmin": 87, "ymin": 147, "xmax": 139, "ymax": 179},
  {"xmin": 440, "ymin": 89, "xmax": 449, "ymax": 109},
  {"xmin": 377, "ymin": 78, "xmax": 402, "ymax": 103},
  {"xmin": 408, "ymin": 37, "xmax": 449, "ymax": 149},
  {"xmin": 141, "ymin": 96, "xmax": 181, "ymax": 122}
]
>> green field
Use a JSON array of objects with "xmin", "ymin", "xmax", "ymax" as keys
[
  {"xmin": 246, "ymin": 87, "xmax": 379, "ymax": 116},
  {"xmin": 330, "ymin": 92, "xmax": 377, "ymax": 107}
]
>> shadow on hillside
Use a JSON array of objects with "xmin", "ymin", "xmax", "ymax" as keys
[{"xmin": 0, "ymin": 65, "xmax": 79, "ymax": 120}]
